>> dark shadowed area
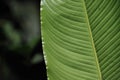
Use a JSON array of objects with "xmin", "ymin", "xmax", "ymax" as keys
[{"xmin": 0, "ymin": 0, "xmax": 47, "ymax": 80}]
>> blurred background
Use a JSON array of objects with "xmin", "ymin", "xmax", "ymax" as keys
[{"xmin": 0, "ymin": 0, "xmax": 47, "ymax": 80}]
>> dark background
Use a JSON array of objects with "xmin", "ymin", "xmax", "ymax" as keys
[{"xmin": 0, "ymin": 0, "xmax": 47, "ymax": 80}]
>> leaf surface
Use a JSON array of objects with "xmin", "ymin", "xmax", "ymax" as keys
[{"xmin": 41, "ymin": 0, "xmax": 120, "ymax": 80}]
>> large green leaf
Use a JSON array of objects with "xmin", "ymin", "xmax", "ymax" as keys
[{"xmin": 41, "ymin": 0, "xmax": 120, "ymax": 80}]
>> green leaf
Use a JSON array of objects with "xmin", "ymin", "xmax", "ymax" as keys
[
  {"xmin": 41, "ymin": 0, "xmax": 120, "ymax": 80},
  {"xmin": 3, "ymin": 22, "xmax": 21, "ymax": 49}
]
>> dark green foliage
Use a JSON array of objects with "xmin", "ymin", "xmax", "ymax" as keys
[{"xmin": 0, "ymin": 0, "xmax": 47, "ymax": 80}]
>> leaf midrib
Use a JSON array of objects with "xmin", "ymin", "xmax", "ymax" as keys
[{"xmin": 82, "ymin": 0, "xmax": 102, "ymax": 80}]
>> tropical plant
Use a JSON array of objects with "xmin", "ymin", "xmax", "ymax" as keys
[{"xmin": 41, "ymin": 0, "xmax": 120, "ymax": 80}]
